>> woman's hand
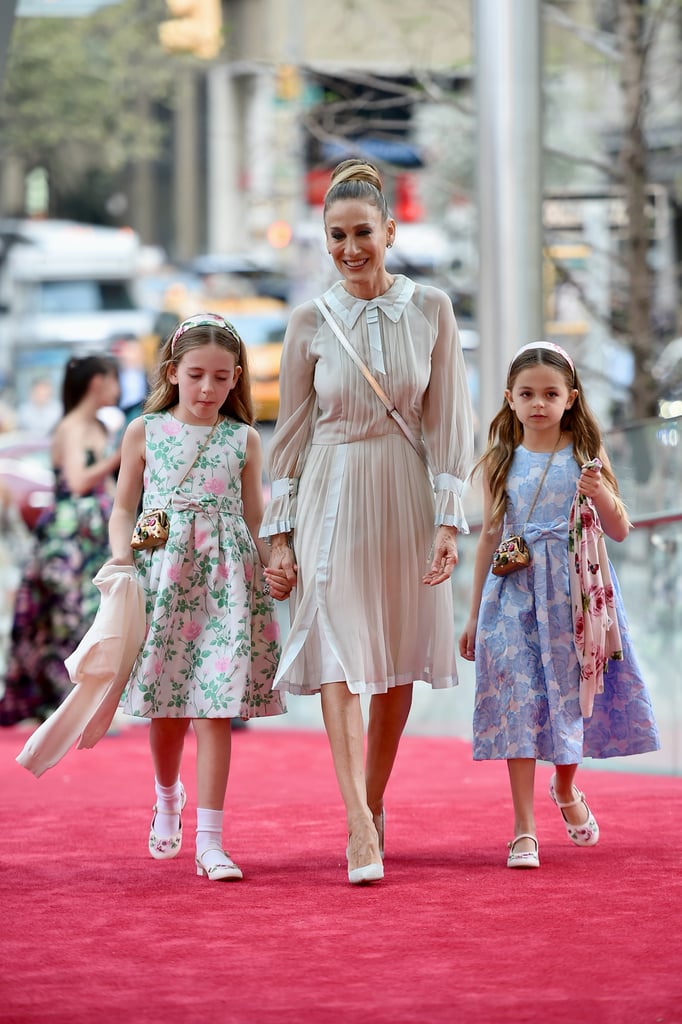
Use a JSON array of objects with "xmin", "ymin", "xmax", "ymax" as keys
[
  {"xmin": 458, "ymin": 618, "xmax": 478, "ymax": 661},
  {"xmin": 265, "ymin": 535, "xmax": 298, "ymax": 600},
  {"xmin": 422, "ymin": 525, "xmax": 459, "ymax": 586}
]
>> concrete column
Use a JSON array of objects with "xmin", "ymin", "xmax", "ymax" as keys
[
  {"xmin": 475, "ymin": 0, "xmax": 543, "ymax": 437},
  {"xmin": 173, "ymin": 70, "xmax": 200, "ymax": 262},
  {"xmin": 207, "ymin": 64, "xmax": 244, "ymax": 253}
]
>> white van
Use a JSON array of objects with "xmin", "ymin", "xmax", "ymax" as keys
[{"xmin": 0, "ymin": 219, "xmax": 154, "ymax": 402}]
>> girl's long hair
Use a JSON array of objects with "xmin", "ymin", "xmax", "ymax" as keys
[
  {"xmin": 474, "ymin": 346, "xmax": 626, "ymax": 528},
  {"xmin": 62, "ymin": 355, "xmax": 118, "ymax": 414},
  {"xmin": 144, "ymin": 318, "xmax": 255, "ymax": 425}
]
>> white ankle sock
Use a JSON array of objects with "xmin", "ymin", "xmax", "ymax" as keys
[
  {"xmin": 196, "ymin": 807, "xmax": 224, "ymax": 864},
  {"xmin": 153, "ymin": 779, "xmax": 183, "ymax": 839}
]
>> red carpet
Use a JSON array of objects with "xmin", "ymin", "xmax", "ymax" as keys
[{"xmin": 1, "ymin": 724, "xmax": 681, "ymax": 1024}]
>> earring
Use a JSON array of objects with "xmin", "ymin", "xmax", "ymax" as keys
[{"xmin": 386, "ymin": 241, "xmax": 393, "ymax": 249}]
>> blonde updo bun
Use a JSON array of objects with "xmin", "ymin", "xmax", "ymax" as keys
[
  {"xmin": 328, "ymin": 159, "xmax": 383, "ymax": 193},
  {"xmin": 323, "ymin": 158, "xmax": 391, "ymax": 222}
]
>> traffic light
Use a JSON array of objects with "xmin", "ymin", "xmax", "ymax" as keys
[{"xmin": 159, "ymin": 0, "xmax": 222, "ymax": 60}]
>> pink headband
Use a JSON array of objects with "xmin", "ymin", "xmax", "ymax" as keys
[
  {"xmin": 513, "ymin": 341, "xmax": 575, "ymax": 377},
  {"xmin": 170, "ymin": 313, "xmax": 242, "ymax": 355}
]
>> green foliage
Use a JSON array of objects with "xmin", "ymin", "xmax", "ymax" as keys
[{"xmin": 0, "ymin": 0, "xmax": 178, "ymax": 187}]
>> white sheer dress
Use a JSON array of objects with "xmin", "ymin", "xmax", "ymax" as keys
[{"xmin": 260, "ymin": 275, "xmax": 475, "ymax": 695}]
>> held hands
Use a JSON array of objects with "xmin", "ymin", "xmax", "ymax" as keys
[
  {"xmin": 577, "ymin": 458, "xmax": 603, "ymax": 500},
  {"xmin": 422, "ymin": 525, "xmax": 459, "ymax": 587},
  {"xmin": 264, "ymin": 537, "xmax": 298, "ymax": 601}
]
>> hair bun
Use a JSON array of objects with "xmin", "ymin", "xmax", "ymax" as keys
[{"xmin": 329, "ymin": 158, "xmax": 383, "ymax": 193}]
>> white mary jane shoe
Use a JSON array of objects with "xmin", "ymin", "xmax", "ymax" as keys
[
  {"xmin": 507, "ymin": 833, "xmax": 540, "ymax": 869},
  {"xmin": 195, "ymin": 844, "xmax": 243, "ymax": 881},
  {"xmin": 549, "ymin": 774, "xmax": 600, "ymax": 847},
  {"xmin": 149, "ymin": 783, "xmax": 187, "ymax": 860}
]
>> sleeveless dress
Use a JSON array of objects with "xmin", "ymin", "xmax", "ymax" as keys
[
  {"xmin": 0, "ymin": 455, "xmax": 113, "ymax": 725},
  {"xmin": 473, "ymin": 444, "xmax": 659, "ymax": 763},
  {"xmin": 121, "ymin": 413, "xmax": 286, "ymax": 721}
]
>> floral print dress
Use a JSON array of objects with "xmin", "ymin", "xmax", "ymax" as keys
[
  {"xmin": 121, "ymin": 413, "xmax": 285, "ymax": 721},
  {"xmin": 473, "ymin": 444, "xmax": 659, "ymax": 764},
  {"xmin": 0, "ymin": 455, "xmax": 113, "ymax": 725}
]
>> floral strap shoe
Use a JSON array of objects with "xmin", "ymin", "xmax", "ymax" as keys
[
  {"xmin": 549, "ymin": 774, "xmax": 600, "ymax": 847},
  {"xmin": 149, "ymin": 783, "xmax": 187, "ymax": 860}
]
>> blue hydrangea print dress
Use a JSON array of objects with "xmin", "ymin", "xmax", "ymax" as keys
[
  {"xmin": 121, "ymin": 413, "xmax": 286, "ymax": 721},
  {"xmin": 473, "ymin": 444, "xmax": 659, "ymax": 763}
]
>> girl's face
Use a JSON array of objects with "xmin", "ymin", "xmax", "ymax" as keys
[
  {"xmin": 324, "ymin": 198, "xmax": 395, "ymax": 297},
  {"xmin": 505, "ymin": 364, "xmax": 577, "ymax": 441},
  {"xmin": 169, "ymin": 342, "xmax": 241, "ymax": 425}
]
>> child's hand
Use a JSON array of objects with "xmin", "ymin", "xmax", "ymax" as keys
[
  {"xmin": 458, "ymin": 620, "xmax": 477, "ymax": 661},
  {"xmin": 264, "ymin": 566, "xmax": 296, "ymax": 601},
  {"xmin": 577, "ymin": 458, "xmax": 603, "ymax": 500}
]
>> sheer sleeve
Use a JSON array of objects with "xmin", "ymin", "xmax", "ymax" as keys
[
  {"xmin": 259, "ymin": 303, "xmax": 319, "ymax": 538},
  {"xmin": 421, "ymin": 289, "xmax": 475, "ymax": 532}
]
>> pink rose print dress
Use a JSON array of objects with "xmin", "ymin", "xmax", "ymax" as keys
[
  {"xmin": 121, "ymin": 413, "xmax": 286, "ymax": 720},
  {"xmin": 473, "ymin": 444, "xmax": 659, "ymax": 763}
]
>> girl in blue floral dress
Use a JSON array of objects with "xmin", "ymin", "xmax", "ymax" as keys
[
  {"xmin": 459, "ymin": 342, "xmax": 659, "ymax": 870},
  {"xmin": 108, "ymin": 313, "xmax": 286, "ymax": 882}
]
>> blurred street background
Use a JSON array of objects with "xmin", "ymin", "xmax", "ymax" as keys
[{"xmin": 0, "ymin": 0, "xmax": 680, "ymax": 772}]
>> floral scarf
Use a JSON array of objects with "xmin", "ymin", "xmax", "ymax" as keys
[{"xmin": 568, "ymin": 488, "xmax": 623, "ymax": 718}]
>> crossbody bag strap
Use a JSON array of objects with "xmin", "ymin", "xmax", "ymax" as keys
[
  {"xmin": 522, "ymin": 441, "xmax": 560, "ymax": 529},
  {"xmin": 314, "ymin": 297, "xmax": 427, "ymax": 467}
]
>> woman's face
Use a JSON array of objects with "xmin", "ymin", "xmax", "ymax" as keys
[{"xmin": 324, "ymin": 198, "xmax": 395, "ymax": 297}]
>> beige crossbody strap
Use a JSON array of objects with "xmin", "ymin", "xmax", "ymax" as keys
[{"xmin": 314, "ymin": 297, "xmax": 427, "ymax": 468}]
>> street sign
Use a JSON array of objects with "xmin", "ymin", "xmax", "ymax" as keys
[{"xmin": 16, "ymin": 0, "xmax": 120, "ymax": 15}]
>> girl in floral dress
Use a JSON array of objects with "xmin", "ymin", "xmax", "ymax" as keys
[
  {"xmin": 459, "ymin": 342, "xmax": 659, "ymax": 870},
  {"xmin": 108, "ymin": 313, "xmax": 285, "ymax": 882}
]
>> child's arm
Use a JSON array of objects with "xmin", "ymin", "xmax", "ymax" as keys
[
  {"xmin": 458, "ymin": 470, "xmax": 502, "ymax": 662},
  {"xmin": 107, "ymin": 418, "xmax": 146, "ymax": 565},
  {"xmin": 577, "ymin": 447, "xmax": 630, "ymax": 542}
]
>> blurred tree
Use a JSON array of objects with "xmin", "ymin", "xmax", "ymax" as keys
[
  {"xmin": 544, "ymin": 0, "xmax": 681, "ymax": 419},
  {"xmin": 0, "ymin": 0, "xmax": 177, "ymax": 219}
]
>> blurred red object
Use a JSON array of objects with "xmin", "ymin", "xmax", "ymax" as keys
[{"xmin": 0, "ymin": 433, "xmax": 54, "ymax": 529}]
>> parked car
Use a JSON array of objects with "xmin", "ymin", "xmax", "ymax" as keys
[{"xmin": 0, "ymin": 433, "xmax": 54, "ymax": 529}]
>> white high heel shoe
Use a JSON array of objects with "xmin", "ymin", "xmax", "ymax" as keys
[{"xmin": 346, "ymin": 823, "xmax": 383, "ymax": 885}]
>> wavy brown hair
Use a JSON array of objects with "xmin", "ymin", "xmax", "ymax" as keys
[
  {"xmin": 144, "ymin": 318, "xmax": 255, "ymax": 425},
  {"xmin": 474, "ymin": 346, "xmax": 626, "ymax": 528}
]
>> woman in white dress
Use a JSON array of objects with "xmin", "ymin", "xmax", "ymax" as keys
[{"xmin": 262, "ymin": 160, "xmax": 474, "ymax": 884}]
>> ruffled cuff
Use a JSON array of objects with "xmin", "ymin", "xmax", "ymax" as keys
[
  {"xmin": 433, "ymin": 473, "xmax": 469, "ymax": 533},
  {"xmin": 259, "ymin": 477, "xmax": 298, "ymax": 538}
]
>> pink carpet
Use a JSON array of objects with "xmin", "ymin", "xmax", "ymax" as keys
[{"xmin": 1, "ymin": 725, "xmax": 681, "ymax": 1023}]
